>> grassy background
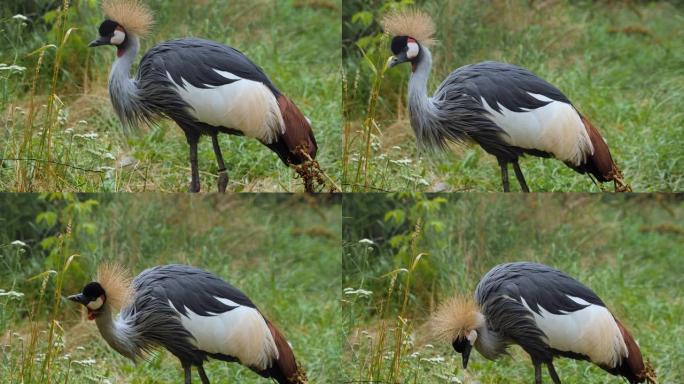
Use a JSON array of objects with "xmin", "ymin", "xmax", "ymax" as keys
[
  {"xmin": 342, "ymin": 193, "xmax": 683, "ymax": 383},
  {"xmin": 0, "ymin": 193, "xmax": 342, "ymax": 383},
  {"xmin": 342, "ymin": 0, "xmax": 684, "ymax": 192},
  {"xmin": 0, "ymin": 0, "xmax": 341, "ymax": 192}
]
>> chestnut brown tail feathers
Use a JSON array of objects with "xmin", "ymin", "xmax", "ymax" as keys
[
  {"xmin": 576, "ymin": 116, "xmax": 631, "ymax": 192},
  {"xmin": 612, "ymin": 318, "xmax": 651, "ymax": 383},
  {"xmin": 263, "ymin": 320, "xmax": 306, "ymax": 384},
  {"xmin": 270, "ymin": 94, "xmax": 317, "ymax": 165}
]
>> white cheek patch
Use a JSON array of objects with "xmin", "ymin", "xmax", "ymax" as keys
[
  {"xmin": 86, "ymin": 296, "xmax": 104, "ymax": 310},
  {"xmin": 406, "ymin": 42, "xmax": 419, "ymax": 59},
  {"xmin": 466, "ymin": 330, "xmax": 478, "ymax": 344},
  {"xmin": 110, "ymin": 30, "xmax": 125, "ymax": 45}
]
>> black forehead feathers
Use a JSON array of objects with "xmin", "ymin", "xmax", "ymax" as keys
[
  {"xmin": 83, "ymin": 281, "xmax": 105, "ymax": 298},
  {"xmin": 452, "ymin": 337, "xmax": 469, "ymax": 353},
  {"xmin": 98, "ymin": 19, "xmax": 119, "ymax": 36},
  {"xmin": 390, "ymin": 36, "xmax": 408, "ymax": 55}
]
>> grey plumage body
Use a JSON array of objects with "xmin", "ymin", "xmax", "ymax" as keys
[
  {"xmin": 464, "ymin": 262, "xmax": 646, "ymax": 383},
  {"xmin": 390, "ymin": 33, "xmax": 626, "ymax": 191},
  {"xmin": 70, "ymin": 264, "xmax": 304, "ymax": 383},
  {"xmin": 95, "ymin": 265, "xmax": 256, "ymax": 365},
  {"xmin": 473, "ymin": 262, "xmax": 605, "ymax": 362},
  {"xmin": 108, "ymin": 37, "xmax": 277, "ymax": 137},
  {"xmin": 95, "ymin": 16, "xmax": 317, "ymax": 192},
  {"xmin": 409, "ymin": 48, "xmax": 569, "ymax": 162}
]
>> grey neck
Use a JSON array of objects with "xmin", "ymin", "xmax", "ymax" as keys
[
  {"xmin": 474, "ymin": 321, "xmax": 507, "ymax": 361},
  {"xmin": 408, "ymin": 46, "xmax": 433, "ymax": 113},
  {"xmin": 407, "ymin": 46, "xmax": 441, "ymax": 148},
  {"xmin": 108, "ymin": 35, "xmax": 142, "ymax": 130},
  {"xmin": 109, "ymin": 36, "xmax": 139, "ymax": 93},
  {"xmin": 94, "ymin": 304, "xmax": 138, "ymax": 361}
]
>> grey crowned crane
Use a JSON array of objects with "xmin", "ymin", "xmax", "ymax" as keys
[
  {"xmin": 90, "ymin": 0, "xmax": 317, "ymax": 192},
  {"xmin": 383, "ymin": 10, "xmax": 630, "ymax": 192},
  {"xmin": 428, "ymin": 262, "xmax": 655, "ymax": 384},
  {"xmin": 68, "ymin": 264, "xmax": 306, "ymax": 384}
]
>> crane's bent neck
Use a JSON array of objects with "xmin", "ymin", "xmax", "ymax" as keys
[
  {"xmin": 94, "ymin": 304, "xmax": 139, "ymax": 361},
  {"xmin": 108, "ymin": 35, "xmax": 143, "ymax": 131},
  {"xmin": 473, "ymin": 319, "xmax": 507, "ymax": 361},
  {"xmin": 109, "ymin": 35, "xmax": 139, "ymax": 87},
  {"xmin": 407, "ymin": 47, "xmax": 441, "ymax": 148}
]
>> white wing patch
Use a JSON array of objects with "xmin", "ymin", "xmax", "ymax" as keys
[
  {"xmin": 521, "ymin": 296, "xmax": 627, "ymax": 368},
  {"xmin": 169, "ymin": 297, "xmax": 278, "ymax": 370},
  {"xmin": 482, "ymin": 93, "xmax": 593, "ymax": 165},
  {"xmin": 169, "ymin": 70, "xmax": 284, "ymax": 143}
]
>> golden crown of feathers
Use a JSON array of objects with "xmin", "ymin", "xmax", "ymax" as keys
[
  {"xmin": 97, "ymin": 263, "xmax": 133, "ymax": 310},
  {"xmin": 426, "ymin": 294, "xmax": 483, "ymax": 343},
  {"xmin": 382, "ymin": 9, "xmax": 436, "ymax": 47},
  {"xmin": 102, "ymin": 0, "xmax": 153, "ymax": 37}
]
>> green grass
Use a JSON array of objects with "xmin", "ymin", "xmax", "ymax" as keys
[
  {"xmin": 342, "ymin": 0, "xmax": 684, "ymax": 192},
  {"xmin": 0, "ymin": 0, "xmax": 341, "ymax": 192},
  {"xmin": 0, "ymin": 193, "xmax": 342, "ymax": 383},
  {"xmin": 342, "ymin": 193, "xmax": 684, "ymax": 383}
]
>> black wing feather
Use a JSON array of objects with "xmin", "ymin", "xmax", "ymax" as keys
[
  {"xmin": 138, "ymin": 38, "xmax": 280, "ymax": 95},
  {"xmin": 133, "ymin": 264, "xmax": 257, "ymax": 317},
  {"xmin": 476, "ymin": 262, "xmax": 606, "ymax": 316},
  {"xmin": 439, "ymin": 61, "xmax": 572, "ymax": 113},
  {"xmin": 474, "ymin": 262, "xmax": 606, "ymax": 361}
]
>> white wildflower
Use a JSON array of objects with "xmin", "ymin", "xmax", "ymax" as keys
[
  {"xmin": 0, "ymin": 289, "xmax": 24, "ymax": 298},
  {"xmin": 0, "ymin": 64, "xmax": 27, "ymax": 72},
  {"xmin": 420, "ymin": 356, "xmax": 445, "ymax": 364},
  {"xmin": 73, "ymin": 358, "xmax": 97, "ymax": 366},
  {"xmin": 343, "ymin": 288, "xmax": 373, "ymax": 298}
]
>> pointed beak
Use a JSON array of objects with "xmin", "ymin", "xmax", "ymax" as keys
[
  {"xmin": 462, "ymin": 343, "xmax": 472, "ymax": 369},
  {"xmin": 68, "ymin": 293, "xmax": 88, "ymax": 305},
  {"xmin": 387, "ymin": 52, "xmax": 408, "ymax": 69},
  {"xmin": 88, "ymin": 36, "xmax": 109, "ymax": 47}
]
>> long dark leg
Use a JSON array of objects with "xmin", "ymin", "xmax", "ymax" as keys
[
  {"xmin": 533, "ymin": 360, "xmax": 542, "ymax": 384},
  {"xmin": 210, "ymin": 134, "xmax": 228, "ymax": 193},
  {"xmin": 186, "ymin": 132, "xmax": 201, "ymax": 193},
  {"xmin": 182, "ymin": 361, "xmax": 192, "ymax": 384},
  {"xmin": 546, "ymin": 361, "xmax": 561, "ymax": 384},
  {"xmin": 512, "ymin": 160, "xmax": 530, "ymax": 192},
  {"xmin": 498, "ymin": 159, "xmax": 510, "ymax": 192},
  {"xmin": 197, "ymin": 365, "xmax": 210, "ymax": 384}
]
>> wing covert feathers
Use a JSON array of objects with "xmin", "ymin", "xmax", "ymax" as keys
[
  {"xmin": 102, "ymin": 0, "xmax": 153, "ymax": 37},
  {"xmin": 382, "ymin": 9, "xmax": 436, "ymax": 46},
  {"xmin": 96, "ymin": 263, "xmax": 133, "ymax": 310}
]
